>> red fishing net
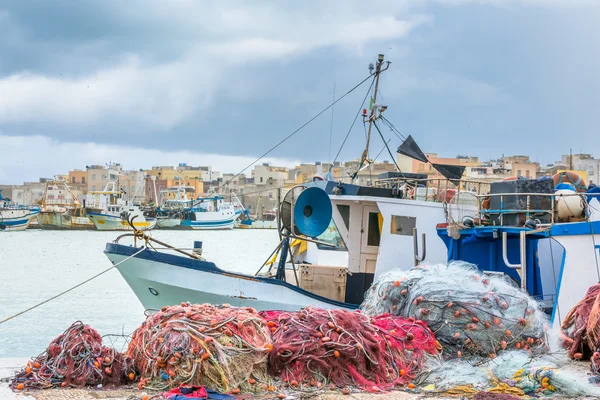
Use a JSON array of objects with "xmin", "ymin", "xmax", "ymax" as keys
[
  {"xmin": 10, "ymin": 321, "xmax": 133, "ymax": 390},
  {"xmin": 262, "ymin": 307, "xmax": 439, "ymax": 391},
  {"xmin": 127, "ymin": 303, "xmax": 274, "ymax": 393},
  {"xmin": 561, "ymin": 283, "xmax": 600, "ymax": 360}
]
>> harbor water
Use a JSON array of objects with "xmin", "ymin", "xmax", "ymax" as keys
[{"xmin": 0, "ymin": 229, "xmax": 279, "ymax": 358}]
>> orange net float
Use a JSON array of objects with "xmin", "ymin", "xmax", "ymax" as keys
[{"xmin": 261, "ymin": 307, "xmax": 439, "ymax": 392}]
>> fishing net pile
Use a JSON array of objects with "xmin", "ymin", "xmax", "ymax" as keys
[
  {"xmin": 361, "ymin": 261, "xmax": 549, "ymax": 359},
  {"xmin": 10, "ymin": 321, "xmax": 132, "ymax": 390},
  {"xmin": 127, "ymin": 303, "xmax": 273, "ymax": 393},
  {"xmin": 422, "ymin": 351, "xmax": 600, "ymax": 398},
  {"xmin": 560, "ymin": 283, "xmax": 600, "ymax": 380},
  {"xmin": 561, "ymin": 283, "xmax": 600, "ymax": 358},
  {"xmin": 261, "ymin": 307, "xmax": 440, "ymax": 391}
]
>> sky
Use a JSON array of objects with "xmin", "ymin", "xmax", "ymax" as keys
[{"xmin": 1, "ymin": 0, "xmax": 599, "ymax": 184}]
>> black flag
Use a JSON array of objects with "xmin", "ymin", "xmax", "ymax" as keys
[
  {"xmin": 432, "ymin": 164, "xmax": 465, "ymax": 181},
  {"xmin": 396, "ymin": 135, "xmax": 428, "ymax": 163}
]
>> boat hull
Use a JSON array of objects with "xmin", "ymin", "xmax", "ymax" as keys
[
  {"xmin": 180, "ymin": 217, "xmax": 237, "ymax": 230},
  {"xmin": 38, "ymin": 212, "xmax": 95, "ymax": 230},
  {"xmin": 156, "ymin": 218, "xmax": 182, "ymax": 229},
  {"xmin": 88, "ymin": 213, "xmax": 157, "ymax": 231},
  {"xmin": 104, "ymin": 243, "xmax": 355, "ymax": 311},
  {"xmin": 237, "ymin": 220, "xmax": 277, "ymax": 229},
  {"xmin": 0, "ymin": 209, "xmax": 39, "ymax": 232}
]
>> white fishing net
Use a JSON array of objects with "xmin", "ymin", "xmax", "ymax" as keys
[
  {"xmin": 361, "ymin": 261, "xmax": 549, "ymax": 359},
  {"xmin": 421, "ymin": 350, "xmax": 600, "ymax": 398}
]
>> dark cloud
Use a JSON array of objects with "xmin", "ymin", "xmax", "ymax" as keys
[{"xmin": 0, "ymin": 0, "xmax": 599, "ymax": 168}]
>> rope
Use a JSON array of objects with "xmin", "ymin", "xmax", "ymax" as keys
[
  {"xmin": 330, "ymin": 76, "xmax": 377, "ymax": 168},
  {"xmin": 213, "ymin": 73, "xmax": 375, "ymax": 196},
  {"xmin": 372, "ymin": 121, "xmax": 405, "ymax": 178},
  {"xmin": 0, "ymin": 246, "xmax": 147, "ymax": 325},
  {"xmin": 380, "ymin": 116, "xmax": 407, "ymax": 142},
  {"xmin": 587, "ymin": 217, "xmax": 600, "ymax": 282}
]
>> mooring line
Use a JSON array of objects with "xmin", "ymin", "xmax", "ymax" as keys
[{"xmin": 0, "ymin": 247, "xmax": 146, "ymax": 325}]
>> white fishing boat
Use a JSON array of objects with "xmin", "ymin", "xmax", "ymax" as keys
[
  {"xmin": 38, "ymin": 181, "xmax": 95, "ymax": 230},
  {"xmin": 86, "ymin": 182, "xmax": 157, "ymax": 231},
  {"xmin": 104, "ymin": 54, "xmax": 480, "ymax": 311},
  {"xmin": 0, "ymin": 191, "xmax": 40, "ymax": 232},
  {"xmin": 155, "ymin": 186, "xmax": 193, "ymax": 229},
  {"xmin": 179, "ymin": 191, "xmax": 241, "ymax": 230}
]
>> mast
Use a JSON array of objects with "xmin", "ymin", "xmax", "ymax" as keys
[{"xmin": 356, "ymin": 54, "xmax": 390, "ymax": 180}]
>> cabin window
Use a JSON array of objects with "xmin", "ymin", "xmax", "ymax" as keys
[
  {"xmin": 390, "ymin": 215, "xmax": 416, "ymax": 236},
  {"xmin": 337, "ymin": 205, "xmax": 350, "ymax": 230},
  {"xmin": 315, "ymin": 219, "xmax": 346, "ymax": 250},
  {"xmin": 367, "ymin": 212, "xmax": 381, "ymax": 246}
]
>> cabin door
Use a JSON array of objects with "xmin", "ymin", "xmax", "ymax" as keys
[{"xmin": 360, "ymin": 205, "xmax": 381, "ymax": 277}]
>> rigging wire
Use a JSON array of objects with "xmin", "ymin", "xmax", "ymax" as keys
[
  {"xmin": 373, "ymin": 121, "xmax": 405, "ymax": 177},
  {"xmin": 328, "ymin": 82, "xmax": 336, "ymax": 164},
  {"xmin": 380, "ymin": 115, "xmax": 407, "ymax": 141},
  {"xmin": 213, "ymin": 74, "xmax": 375, "ymax": 196},
  {"xmin": 330, "ymin": 76, "xmax": 377, "ymax": 169}
]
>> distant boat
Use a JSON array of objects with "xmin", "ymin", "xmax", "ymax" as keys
[
  {"xmin": 0, "ymin": 190, "xmax": 39, "ymax": 232},
  {"xmin": 85, "ymin": 182, "xmax": 156, "ymax": 231},
  {"xmin": 38, "ymin": 181, "xmax": 95, "ymax": 230},
  {"xmin": 179, "ymin": 191, "xmax": 241, "ymax": 230},
  {"xmin": 237, "ymin": 209, "xmax": 278, "ymax": 229},
  {"xmin": 155, "ymin": 186, "xmax": 193, "ymax": 229}
]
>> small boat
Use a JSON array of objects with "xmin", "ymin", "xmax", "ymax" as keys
[
  {"xmin": 86, "ymin": 182, "xmax": 157, "ymax": 231},
  {"xmin": 38, "ymin": 181, "xmax": 95, "ymax": 230},
  {"xmin": 179, "ymin": 191, "xmax": 241, "ymax": 230},
  {"xmin": 237, "ymin": 209, "xmax": 278, "ymax": 229},
  {"xmin": 0, "ymin": 190, "xmax": 40, "ymax": 232}
]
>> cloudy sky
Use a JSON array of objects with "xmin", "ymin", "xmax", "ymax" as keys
[{"xmin": 1, "ymin": 0, "xmax": 599, "ymax": 184}]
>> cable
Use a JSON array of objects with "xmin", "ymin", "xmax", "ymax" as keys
[
  {"xmin": 0, "ymin": 246, "xmax": 146, "ymax": 325},
  {"xmin": 330, "ymin": 76, "xmax": 377, "ymax": 168},
  {"xmin": 214, "ymin": 74, "xmax": 375, "ymax": 195},
  {"xmin": 373, "ymin": 121, "xmax": 405, "ymax": 178},
  {"xmin": 380, "ymin": 116, "xmax": 406, "ymax": 141}
]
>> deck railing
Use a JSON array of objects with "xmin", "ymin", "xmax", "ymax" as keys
[
  {"xmin": 472, "ymin": 191, "xmax": 596, "ymax": 226},
  {"xmin": 375, "ymin": 177, "xmax": 597, "ymax": 227},
  {"xmin": 374, "ymin": 177, "xmax": 491, "ymax": 205}
]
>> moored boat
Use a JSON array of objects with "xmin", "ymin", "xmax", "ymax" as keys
[
  {"xmin": 0, "ymin": 190, "xmax": 39, "ymax": 232},
  {"xmin": 104, "ymin": 54, "xmax": 484, "ymax": 311},
  {"xmin": 86, "ymin": 182, "xmax": 156, "ymax": 231},
  {"xmin": 38, "ymin": 181, "xmax": 95, "ymax": 230},
  {"xmin": 179, "ymin": 193, "xmax": 241, "ymax": 230}
]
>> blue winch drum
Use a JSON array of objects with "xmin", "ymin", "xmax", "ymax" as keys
[{"xmin": 293, "ymin": 187, "xmax": 332, "ymax": 238}]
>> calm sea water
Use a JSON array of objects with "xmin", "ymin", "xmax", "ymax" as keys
[{"xmin": 0, "ymin": 229, "xmax": 279, "ymax": 357}]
